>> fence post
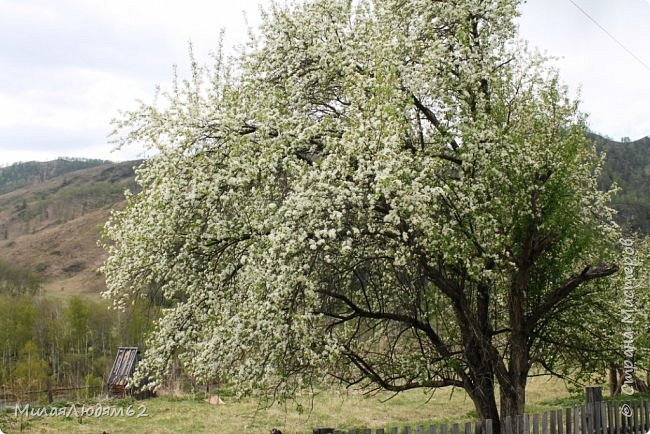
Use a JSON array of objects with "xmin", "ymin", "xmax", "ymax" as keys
[
  {"xmin": 586, "ymin": 386, "xmax": 604, "ymax": 434},
  {"xmin": 46, "ymin": 376, "xmax": 53, "ymax": 404}
]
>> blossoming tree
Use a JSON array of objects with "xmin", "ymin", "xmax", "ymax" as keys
[{"xmin": 102, "ymin": 0, "xmax": 622, "ymax": 429}]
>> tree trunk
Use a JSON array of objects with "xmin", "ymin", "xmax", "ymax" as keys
[
  {"xmin": 466, "ymin": 377, "xmax": 501, "ymax": 434},
  {"xmin": 457, "ymin": 287, "xmax": 503, "ymax": 434},
  {"xmin": 609, "ymin": 365, "xmax": 618, "ymax": 396},
  {"xmin": 499, "ymin": 374, "xmax": 527, "ymax": 420},
  {"xmin": 502, "ymin": 250, "xmax": 531, "ymax": 421}
]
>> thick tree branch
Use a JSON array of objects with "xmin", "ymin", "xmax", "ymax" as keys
[
  {"xmin": 527, "ymin": 264, "xmax": 619, "ymax": 330},
  {"xmin": 343, "ymin": 347, "xmax": 465, "ymax": 391},
  {"xmin": 411, "ymin": 93, "xmax": 460, "ymax": 151},
  {"xmin": 316, "ymin": 287, "xmax": 456, "ymax": 362}
]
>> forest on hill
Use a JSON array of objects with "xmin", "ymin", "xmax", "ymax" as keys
[
  {"xmin": 594, "ymin": 134, "xmax": 650, "ymax": 234},
  {"xmin": 0, "ymin": 157, "xmax": 111, "ymax": 196},
  {"xmin": 0, "ymin": 159, "xmax": 140, "ymax": 294},
  {"xmin": 0, "ymin": 159, "xmax": 151, "ymax": 402}
]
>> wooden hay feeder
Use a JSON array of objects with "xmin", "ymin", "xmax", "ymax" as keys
[{"xmin": 107, "ymin": 347, "xmax": 140, "ymax": 398}]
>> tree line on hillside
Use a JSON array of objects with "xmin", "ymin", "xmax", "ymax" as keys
[
  {"xmin": 0, "ymin": 158, "xmax": 111, "ymax": 196},
  {"xmin": 2, "ymin": 173, "xmax": 137, "ymax": 240},
  {"xmin": 0, "ymin": 260, "xmax": 42, "ymax": 295},
  {"xmin": 593, "ymin": 134, "xmax": 650, "ymax": 234},
  {"xmin": 0, "ymin": 292, "xmax": 156, "ymax": 403}
]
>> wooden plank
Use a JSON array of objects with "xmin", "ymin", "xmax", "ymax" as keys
[
  {"xmin": 558, "ymin": 410, "xmax": 564, "ymax": 434},
  {"xmin": 589, "ymin": 402, "xmax": 596, "ymax": 434},
  {"xmin": 586, "ymin": 387, "xmax": 603, "ymax": 404},
  {"xmin": 604, "ymin": 401, "xmax": 611, "ymax": 434},
  {"xmin": 639, "ymin": 401, "xmax": 648, "ymax": 434},
  {"xmin": 534, "ymin": 413, "xmax": 540, "ymax": 434},
  {"xmin": 452, "ymin": 423, "xmax": 459, "ymax": 434},
  {"xmin": 417, "ymin": 427, "xmax": 424, "ymax": 434},
  {"xmin": 505, "ymin": 416, "xmax": 514, "ymax": 434},
  {"xmin": 486, "ymin": 419, "xmax": 493, "ymax": 434},
  {"xmin": 634, "ymin": 402, "xmax": 640, "ymax": 434},
  {"xmin": 391, "ymin": 428, "xmax": 398, "ymax": 434},
  {"xmin": 404, "ymin": 427, "xmax": 411, "ymax": 434},
  {"xmin": 639, "ymin": 402, "xmax": 645, "ymax": 434},
  {"xmin": 574, "ymin": 406, "xmax": 581, "ymax": 434},
  {"xmin": 377, "ymin": 430, "xmax": 385, "ymax": 434},
  {"xmin": 464, "ymin": 422, "xmax": 471, "ymax": 434},
  {"xmin": 597, "ymin": 400, "xmax": 604, "ymax": 434},
  {"xmin": 524, "ymin": 414, "xmax": 531, "ymax": 434},
  {"xmin": 363, "ymin": 429, "xmax": 372, "ymax": 434},
  {"xmin": 543, "ymin": 411, "xmax": 549, "ymax": 434},
  {"xmin": 582, "ymin": 405, "xmax": 588, "ymax": 434},
  {"xmin": 441, "ymin": 423, "xmax": 448, "ymax": 434},
  {"xmin": 566, "ymin": 408, "xmax": 572, "ymax": 434},
  {"xmin": 349, "ymin": 429, "xmax": 356, "ymax": 434},
  {"xmin": 551, "ymin": 409, "xmax": 557, "ymax": 434},
  {"xmin": 429, "ymin": 425, "xmax": 436, "ymax": 434},
  {"xmin": 614, "ymin": 401, "xmax": 620, "ymax": 434}
]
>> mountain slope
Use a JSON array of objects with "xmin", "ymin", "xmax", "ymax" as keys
[
  {"xmin": 593, "ymin": 134, "xmax": 650, "ymax": 234},
  {"xmin": 0, "ymin": 157, "xmax": 111, "ymax": 196},
  {"xmin": 0, "ymin": 160, "xmax": 141, "ymax": 295}
]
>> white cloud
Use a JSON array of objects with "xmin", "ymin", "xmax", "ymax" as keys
[
  {"xmin": 0, "ymin": 0, "xmax": 648, "ymax": 166},
  {"xmin": 0, "ymin": 0, "xmax": 265, "ymax": 165}
]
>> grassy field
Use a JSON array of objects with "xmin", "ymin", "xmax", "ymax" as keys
[{"xmin": 0, "ymin": 376, "xmax": 592, "ymax": 434}]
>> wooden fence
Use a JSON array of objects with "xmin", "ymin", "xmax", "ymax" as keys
[
  {"xmin": 322, "ymin": 418, "xmax": 492, "ymax": 434},
  {"xmin": 324, "ymin": 399, "xmax": 650, "ymax": 434},
  {"xmin": 501, "ymin": 400, "xmax": 650, "ymax": 434},
  {"xmin": 0, "ymin": 384, "xmax": 105, "ymax": 409}
]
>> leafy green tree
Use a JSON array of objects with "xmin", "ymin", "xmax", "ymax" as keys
[
  {"xmin": 102, "ymin": 0, "xmax": 624, "ymax": 430},
  {"xmin": 0, "ymin": 260, "xmax": 42, "ymax": 296},
  {"xmin": 13, "ymin": 340, "xmax": 48, "ymax": 401},
  {"xmin": 66, "ymin": 296, "xmax": 90, "ymax": 349}
]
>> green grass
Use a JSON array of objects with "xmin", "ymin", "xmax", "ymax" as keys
[{"xmin": 0, "ymin": 376, "xmax": 605, "ymax": 434}]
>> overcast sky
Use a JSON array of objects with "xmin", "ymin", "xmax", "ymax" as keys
[{"xmin": 0, "ymin": 0, "xmax": 649, "ymax": 166}]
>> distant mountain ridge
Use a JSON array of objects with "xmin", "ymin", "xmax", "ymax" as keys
[{"xmin": 0, "ymin": 157, "xmax": 112, "ymax": 196}]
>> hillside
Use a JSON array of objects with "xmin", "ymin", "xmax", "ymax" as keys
[
  {"xmin": 0, "ymin": 157, "xmax": 111, "ymax": 195},
  {"xmin": 0, "ymin": 133, "xmax": 647, "ymax": 297},
  {"xmin": 0, "ymin": 160, "xmax": 141, "ymax": 295},
  {"xmin": 593, "ymin": 134, "xmax": 650, "ymax": 234}
]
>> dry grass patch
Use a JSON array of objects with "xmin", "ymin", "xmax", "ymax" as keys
[{"xmin": 2, "ymin": 377, "xmax": 574, "ymax": 434}]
